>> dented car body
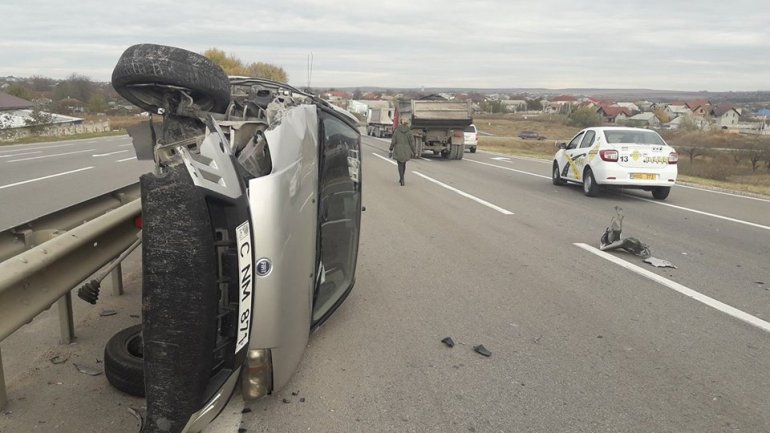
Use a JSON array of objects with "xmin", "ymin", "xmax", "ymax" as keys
[{"xmin": 114, "ymin": 44, "xmax": 362, "ymax": 433}]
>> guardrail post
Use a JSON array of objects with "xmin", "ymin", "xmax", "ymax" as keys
[
  {"xmin": 110, "ymin": 263, "xmax": 124, "ymax": 296},
  {"xmin": 57, "ymin": 293, "xmax": 75, "ymax": 344},
  {"xmin": 0, "ymin": 346, "xmax": 7, "ymax": 410}
]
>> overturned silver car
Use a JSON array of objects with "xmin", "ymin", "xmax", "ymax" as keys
[{"xmin": 109, "ymin": 44, "xmax": 362, "ymax": 433}]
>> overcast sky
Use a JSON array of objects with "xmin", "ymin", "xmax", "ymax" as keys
[{"xmin": 1, "ymin": 0, "xmax": 768, "ymax": 91}]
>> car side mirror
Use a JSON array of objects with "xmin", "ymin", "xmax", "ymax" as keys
[{"xmin": 558, "ymin": 142, "xmax": 567, "ymax": 150}]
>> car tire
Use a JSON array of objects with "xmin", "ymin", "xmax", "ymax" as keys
[
  {"xmin": 111, "ymin": 43, "xmax": 231, "ymax": 114},
  {"xmin": 104, "ymin": 324, "xmax": 145, "ymax": 397},
  {"xmin": 652, "ymin": 186, "xmax": 671, "ymax": 200},
  {"xmin": 552, "ymin": 162, "xmax": 566, "ymax": 186},
  {"xmin": 583, "ymin": 167, "xmax": 600, "ymax": 197},
  {"xmin": 470, "ymin": 146, "xmax": 477, "ymax": 153}
]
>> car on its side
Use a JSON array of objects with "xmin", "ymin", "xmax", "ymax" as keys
[
  {"xmin": 552, "ymin": 126, "xmax": 678, "ymax": 200},
  {"xmin": 463, "ymin": 124, "xmax": 478, "ymax": 153},
  {"xmin": 518, "ymin": 130, "xmax": 544, "ymax": 140}
]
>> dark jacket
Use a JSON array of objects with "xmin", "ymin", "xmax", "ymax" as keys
[{"xmin": 390, "ymin": 124, "xmax": 416, "ymax": 162}]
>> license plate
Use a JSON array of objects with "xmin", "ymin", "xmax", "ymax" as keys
[
  {"xmin": 630, "ymin": 173, "xmax": 657, "ymax": 180},
  {"xmin": 235, "ymin": 221, "xmax": 253, "ymax": 353}
]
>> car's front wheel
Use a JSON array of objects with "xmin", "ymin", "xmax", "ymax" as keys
[
  {"xmin": 470, "ymin": 146, "xmax": 477, "ymax": 153},
  {"xmin": 583, "ymin": 167, "xmax": 600, "ymax": 197},
  {"xmin": 552, "ymin": 162, "xmax": 566, "ymax": 186},
  {"xmin": 652, "ymin": 186, "xmax": 671, "ymax": 200}
]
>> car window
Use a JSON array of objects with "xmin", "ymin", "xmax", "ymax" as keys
[
  {"xmin": 579, "ymin": 130, "xmax": 596, "ymax": 148},
  {"xmin": 464, "ymin": 125, "xmax": 476, "ymax": 133},
  {"xmin": 313, "ymin": 111, "xmax": 362, "ymax": 323},
  {"xmin": 566, "ymin": 132, "xmax": 584, "ymax": 150},
  {"xmin": 604, "ymin": 130, "xmax": 665, "ymax": 145}
]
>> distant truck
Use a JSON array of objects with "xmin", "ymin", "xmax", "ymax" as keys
[
  {"xmin": 395, "ymin": 98, "xmax": 473, "ymax": 160},
  {"xmin": 366, "ymin": 107, "xmax": 394, "ymax": 138}
]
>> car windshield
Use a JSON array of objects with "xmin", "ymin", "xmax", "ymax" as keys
[
  {"xmin": 464, "ymin": 125, "xmax": 475, "ymax": 133},
  {"xmin": 603, "ymin": 130, "xmax": 665, "ymax": 145}
]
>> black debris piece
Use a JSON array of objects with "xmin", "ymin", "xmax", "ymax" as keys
[
  {"xmin": 77, "ymin": 280, "xmax": 101, "ymax": 304},
  {"xmin": 473, "ymin": 344, "xmax": 492, "ymax": 357},
  {"xmin": 241, "ymin": 408, "xmax": 252, "ymax": 414},
  {"xmin": 239, "ymin": 429, "xmax": 247, "ymax": 433},
  {"xmin": 756, "ymin": 281, "xmax": 766, "ymax": 285},
  {"xmin": 99, "ymin": 310, "xmax": 118, "ymax": 317},
  {"xmin": 300, "ymin": 397, "xmax": 306, "ymax": 403},
  {"xmin": 441, "ymin": 337, "xmax": 455, "ymax": 348},
  {"xmin": 282, "ymin": 398, "xmax": 290, "ymax": 404},
  {"xmin": 291, "ymin": 391, "xmax": 299, "ymax": 396},
  {"xmin": 597, "ymin": 335, "xmax": 603, "ymax": 339}
]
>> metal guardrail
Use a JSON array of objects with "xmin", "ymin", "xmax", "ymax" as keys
[{"xmin": 0, "ymin": 184, "xmax": 141, "ymax": 409}]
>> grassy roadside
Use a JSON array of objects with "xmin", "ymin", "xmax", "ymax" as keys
[{"xmin": 478, "ymin": 136, "xmax": 770, "ymax": 198}]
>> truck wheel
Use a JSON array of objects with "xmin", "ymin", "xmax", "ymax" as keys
[
  {"xmin": 104, "ymin": 324, "xmax": 145, "ymax": 397},
  {"xmin": 652, "ymin": 186, "xmax": 671, "ymax": 200},
  {"xmin": 470, "ymin": 146, "xmax": 477, "ymax": 153},
  {"xmin": 112, "ymin": 43, "xmax": 231, "ymax": 114}
]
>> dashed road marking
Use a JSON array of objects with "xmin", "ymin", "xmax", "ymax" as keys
[
  {"xmin": 0, "ymin": 167, "xmax": 94, "ymax": 190},
  {"xmin": 412, "ymin": 171, "xmax": 514, "ymax": 215}
]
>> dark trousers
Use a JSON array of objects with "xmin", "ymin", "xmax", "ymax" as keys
[{"xmin": 397, "ymin": 161, "xmax": 406, "ymax": 182}]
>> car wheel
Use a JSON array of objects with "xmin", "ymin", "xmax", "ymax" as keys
[
  {"xmin": 470, "ymin": 146, "xmax": 477, "ymax": 153},
  {"xmin": 652, "ymin": 186, "xmax": 671, "ymax": 200},
  {"xmin": 104, "ymin": 324, "xmax": 145, "ymax": 397},
  {"xmin": 552, "ymin": 162, "xmax": 566, "ymax": 186},
  {"xmin": 583, "ymin": 167, "xmax": 600, "ymax": 197},
  {"xmin": 112, "ymin": 43, "xmax": 231, "ymax": 114}
]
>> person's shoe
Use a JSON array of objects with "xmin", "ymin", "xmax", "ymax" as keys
[{"xmin": 400, "ymin": 179, "xmax": 405, "ymax": 186}]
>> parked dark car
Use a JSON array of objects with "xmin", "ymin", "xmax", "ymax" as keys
[{"xmin": 518, "ymin": 130, "xmax": 545, "ymax": 140}]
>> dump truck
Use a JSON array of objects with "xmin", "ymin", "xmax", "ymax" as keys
[
  {"xmin": 395, "ymin": 98, "xmax": 473, "ymax": 160},
  {"xmin": 366, "ymin": 107, "xmax": 394, "ymax": 138}
]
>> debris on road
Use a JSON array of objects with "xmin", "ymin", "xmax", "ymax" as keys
[
  {"xmin": 242, "ymin": 407, "xmax": 252, "ymax": 414},
  {"xmin": 73, "ymin": 363, "xmax": 103, "ymax": 376},
  {"xmin": 49, "ymin": 355, "xmax": 68, "ymax": 364},
  {"xmin": 127, "ymin": 407, "xmax": 144, "ymax": 430},
  {"xmin": 99, "ymin": 309, "xmax": 118, "ymax": 317},
  {"xmin": 441, "ymin": 337, "xmax": 455, "ymax": 348},
  {"xmin": 300, "ymin": 397, "xmax": 306, "ymax": 403},
  {"xmin": 644, "ymin": 257, "xmax": 677, "ymax": 268},
  {"xmin": 600, "ymin": 207, "xmax": 651, "ymax": 258},
  {"xmin": 473, "ymin": 344, "xmax": 492, "ymax": 357},
  {"xmin": 282, "ymin": 398, "xmax": 290, "ymax": 404}
]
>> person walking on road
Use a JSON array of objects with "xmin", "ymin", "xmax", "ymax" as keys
[{"xmin": 389, "ymin": 117, "xmax": 417, "ymax": 186}]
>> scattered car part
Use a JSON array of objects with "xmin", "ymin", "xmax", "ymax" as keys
[
  {"xmin": 473, "ymin": 344, "xmax": 492, "ymax": 357},
  {"xmin": 73, "ymin": 362, "xmax": 103, "ymax": 376},
  {"xmin": 441, "ymin": 337, "xmax": 455, "ymax": 348},
  {"xmin": 76, "ymin": 235, "xmax": 142, "ymax": 304},
  {"xmin": 643, "ymin": 257, "xmax": 677, "ymax": 268},
  {"xmin": 599, "ymin": 207, "xmax": 651, "ymax": 258},
  {"xmin": 99, "ymin": 309, "xmax": 117, "ymax": 317},
  {"xmin": 49, "ymin": 355, "xmax": 68, "ymax": 365},
  {"xmin": 104, "ymin": 324, "xmax": 145, "ymax": 397}
]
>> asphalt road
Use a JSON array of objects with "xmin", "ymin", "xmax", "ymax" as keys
[
  {"xmin": 0, "ymin": 136, "xmax": 153, "ymax": 231},
  {"xmin": 2, "ymin": 135, "xmax": 770, "ymax": 432}
]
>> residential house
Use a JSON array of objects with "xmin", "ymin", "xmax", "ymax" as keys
[
  {"xmin": 685, "ymin": 100, "xmax": 711, "ymax": 117},
  {"xmin": 711, "ymin": 103, "xmax": 740, "ymax": 128},
  {"xmin": 597, "ymin": 105, "xmax": 631, "ymax": 123},
  {"xmin": 615, "ymin": 102, "xmax": 640, "ymax": 114},
  {"xmin": 625, "ymin": 112, "xmax": 660, "ymax": 129},
  {"xmin": 501, "ymin": 100, "xmax": 527, "ymax": 112},
  {"xmin": 0, "ymin": 91, "xmax": 34, "ymax": 111},
  {"xmin": 664, "ymin": 104, "xmax": 692, "ymax": 119},
  {"xmin": 663, "ymin": 115, "xmax": 710, "ymax": 131}
]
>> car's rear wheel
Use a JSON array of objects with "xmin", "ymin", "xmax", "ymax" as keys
[
  {"xmin": 112, "ymin": 43, "xmax": 231, "ymax": 114},
  {"xmin": 652, "ymin": 186, "xmax": 671, "ymax": 200},
  {"xmin": 552, "ymin": 162, "xmax": 566, "ymax": 186},
  {"xmin": 583, "ymin": 167, "xmax": 600, "ymax": 197}
]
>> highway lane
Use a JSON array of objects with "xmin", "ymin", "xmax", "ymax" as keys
[
  {"xmin": 1, "ymin": 135, "xmax": 769, "ymax": 432},
  {"xmin": 0, "ymin": 136, "xmax": 153, "ymax": 230}
]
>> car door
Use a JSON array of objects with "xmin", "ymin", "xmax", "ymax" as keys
[
  {"xmin": 560, "ymin": 131, "xmax": 585, "ymax": 181},
  {"xmin": 313, "ymin": 108, "xmax": 363, "ymax": 326}
]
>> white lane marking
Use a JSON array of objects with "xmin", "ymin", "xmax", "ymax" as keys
[
  {"xmin": 93, "ymin": 150, "xmax": 129, "ymax": 157},
  {"xmin": 575, "ymin": 243, "xmax": 770, "ymax": 334},
  {"xmin": 419, "ymin": 157, "xmax": 432, "ymax": 162},
  {"xmin": 117, "ymin": 156, "xmax": 137, "ymax": 162},
  {"xmin": 0, "ymin": 151, "xmax": 42, "ymax": 158},
  {"xmin": 676, "ymin": 184, "xmax": 770, "ymax": 203},
  {"xmin": 627, "ymin": 195, "xmax": 770, "ymax": 232},
  {"xmin": 372, "ymin": 152, "xmax": 396, "ymax": 165},
  {"xmin": 413, "ymin": 171, "xmax": 514, "ymax": 215},
  {"xmin": 119, "ymin": 143, "xmax": 134, "ymax": 147},
  {"xmin": 0, "ymin": 142, "xmax": 91, "ymax": 154},
  {"xmin": 7, "ymin": 149, "xmax": 96, "ymax": 162},
  {"xmin": 0, "ymin": 167, "xmax": 94, "ymax": 190},
  {"xmin": 465, "ymin": 158, "xmax": 551, "ymax": 180},
  {"xmin": 477, "ymin": 150, "xmax": 550, "ymax": 164},
  {"xmin": 491, "ymin": 157, "xmax": 511, "ymax": 161}
]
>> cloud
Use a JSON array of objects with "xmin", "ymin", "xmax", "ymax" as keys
[{"xmin": 1, "ymin": 0, "xmax": 768, "ymax": 91}]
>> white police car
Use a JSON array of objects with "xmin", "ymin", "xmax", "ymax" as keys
[{"xmin": 552, "ymin": 126, "xmax": 678, "ymax": 200}]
